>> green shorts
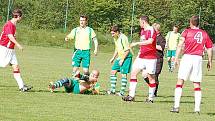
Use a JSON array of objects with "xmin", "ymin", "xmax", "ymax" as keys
[
  {"xmin": 64, "ymin": 79, "xmax": 80, "ymax": 94},
  {"xmin": 167, "ymin": 50, "xmax": 176, "ymax": 57},
  {"xmin": 111, "ymin": 57, "xmax": 132, "ymax": 74},
  {"xmin": 72, "ymin": 49, "xmax": 90, "ymax": 69}
]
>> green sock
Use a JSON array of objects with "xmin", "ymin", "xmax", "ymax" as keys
[
  {"xmin": 168, "ymin": 61, "xmax": 171, "ymax": 69},
  {"xmin": 120, "ymin": 77, "xmax": 127, "ymax": 95},
  {"xmin": 110, "ymin": 75, "xmax": 117, "ymax": 93}
]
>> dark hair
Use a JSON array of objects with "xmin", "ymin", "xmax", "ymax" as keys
[
  {"xmin": 80, "ymin": 15, "xmax": 88, "ymax": 21},
  {"xmin": 12, "ymin": 9, "xmax": 22, "ymax": 18},
  {"xmin": 110, "ymin": 25, "xmax": 120, "ymax": 32},
  {"xmin": 140, "ymin": 16, "xmax": 149, "ymax": 23},
  {"xmin": 190, "ymin": 15, "xmax": 199, "ymax": 27},
  {"xmin": 173, "ymin": 25, "xmax": 179, "ymax": 29}
]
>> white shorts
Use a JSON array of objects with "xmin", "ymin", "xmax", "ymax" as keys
[
  {"xmin": 132, "ymin": 57, "xmax": 157, "ymax": 75},
  {"xmin": 0, "ymin": 45, "xmax": 18, "ymax": 67},
  {"xmin": 178, "ymin": 54, "xmax": 202, "ymax": 82}
]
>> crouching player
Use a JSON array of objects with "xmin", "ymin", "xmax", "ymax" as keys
[{"xmin": 48, "ymin": 70, "xmax": 100, "ymax": 94}]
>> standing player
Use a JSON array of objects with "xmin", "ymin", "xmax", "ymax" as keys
[
  {"xmin": 107, "ymin": 25, "xmax": 132, "ymax": 96},
  {"xmin": 170, "ymin": 15, "xmax": 213, "ymax": 114},
  {"xmin": 0, "ymin": 9, "xmax": 32, "ymax": 91},
  {"xmin": 122, "ymin": 16, "xmax": 157, "ymax": 102},
  {"xmin": 144, "ymin": 23, "xmax": 166, "ymax": 97},
  {"xmin": 165, "ymin": 25, "xmax": 181, "ymax": 72},
  {"xmin": 65, "ymin": 15, "xmax": 98, "ymax": 76}
]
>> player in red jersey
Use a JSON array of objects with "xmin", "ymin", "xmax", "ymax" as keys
[
  {"xmin": 170, "ymin": 16, "xmax": 213, "ymax": 114},
  {"xmin": 0, "ymin": 9, "xmax": 32, "ymax": 92},
  {"xmin": 122, "ymin": 16, "xmax": 157, "ymax": 102}
]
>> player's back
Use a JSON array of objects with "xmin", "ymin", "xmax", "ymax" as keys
[{"xmin": 182, "ymin": 28, "xmax": 212, "ymax": 56}]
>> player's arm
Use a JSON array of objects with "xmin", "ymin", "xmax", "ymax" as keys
[
  {"xmin": 8, "ymin": 34, "xmax": 23, "ymax": 50},
  {"xmin": 92, "ymin": 37, "xmax": 98, "ymax": 55},
  {"xmin": 206, "ymin": 48, "xmax": 213, "ymax": 70},
  {"xmin": 174, "ymin": 37, "xmax": 185, "ymax": 66},
  {"xmin": 65, "ymin": 29, "xmax": 75, "ymax": 41},
  {"xmin": 119, "ymin": 49, "xmax": 130, "ymax": 66},
  {"xmin": 110, "ymin": 50, "xmax": 118, "ymax": 63},
  {"xmin": 165, "ymin": 32, "xmax": 170, "ymax": 49},
  {"xmin": 130, "ymin": 38, "xmax": 154, "ymax": 47}
]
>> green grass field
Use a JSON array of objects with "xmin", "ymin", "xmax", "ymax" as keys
[{"xmin": 0, "ymin": 46, "xmax": 215, "ymax": 121}]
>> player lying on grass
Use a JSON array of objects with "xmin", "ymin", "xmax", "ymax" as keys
[{"xmin": 48, "ymin": 70, "xmax": 100, "ymax": 94}]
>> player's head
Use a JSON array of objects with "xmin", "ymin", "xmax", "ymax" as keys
[
  {"xmin": 80, "ymin": 15, "xmax": 88, "ymax": 28},
  {"xmin": 12, "ymin": 9, "xmax": 22, "ymax": 21},
  {"xmin": 173, "ymin": 25, "xmax": 179, "ymax": 33},
  {"xmin": 89, "ymin": 70, "xmax": 100, "ymax": 82},
  {"xmin": 139, "ymin": 16, "xmax": 149, "ymax": 28},
  {"xmin": 152, "ymin": 23, "xmax": 160, "ymax": 33},
  {"xmin": 110, "ymin": 25, "xmax": 120, "ymax": 38},
  {"xmin": 189, "ymin": 15, "xmax": 199, "ymax": 27}
]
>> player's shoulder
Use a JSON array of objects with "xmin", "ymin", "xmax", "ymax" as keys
[
  {"xmin": 72, "ymin": 27, "xmax": 79, "ymax": 31},
  {"xmin": 4, "ymin": 21, "xmax": 13, "ymax": 27}
]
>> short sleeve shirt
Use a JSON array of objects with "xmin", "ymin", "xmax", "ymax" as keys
[
  {"xmin": 139, "ymin": 26, "xmax": 157, "ymax": 59},
  {"xmin": 114, "ymin": 33, "xmax": 132, "ymax": 59},
  {"xmin": 0, "ymin": 21, "xmax": 16, "ymax": 49},
  {"xmin": 67, "ymin": 26, "xmax": 96, "ymax": 50},
  {"xmin": 181, "ymin": 28, "xmax": 213, "ymax": 56}
]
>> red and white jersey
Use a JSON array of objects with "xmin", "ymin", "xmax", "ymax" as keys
[
  {"xmin": 0, "ymin": 21, "xmax": 16, "ymax": 49},
  {"xmin": 181, "ymin": 28, "xmax": 213, "ymax": 56},
  {"xmin": 139, "ymin": 26, "xmax": 157, "ymax": 59}
]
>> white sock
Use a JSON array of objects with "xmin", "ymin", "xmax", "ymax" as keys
[
  {"xmin": 129, "ymin": 81, "xmax": 137, "ymax": 97},
  {"xmin": 13, "ymin": 72, "xmax": 24, "ymax": 89},
  {"xmin": 194, "ymin": 90, "xmax": 202, "ymax": 112},
  {"xmin": 174, "ymin": 87, "xmax": 182, "ymax": 108},
  {"xmin": 148, "ymin": 83, "xmax": 156, "ymax": 100}
]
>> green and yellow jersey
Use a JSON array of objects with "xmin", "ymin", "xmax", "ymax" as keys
[
  {"xmin": 165, "ymin": 31, "xmax": 181, "ymax": 50},
  {"xmin": 67, "ymin": 26, "xmax": 96, "ymax": 50},
  {"xmin": 114, "ymin": 33, "xmax": 132, "ymax": 60}
]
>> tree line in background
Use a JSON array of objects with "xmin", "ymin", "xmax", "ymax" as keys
[{"xmin": 0, "ymin": 0, "xmax": 214, "ymax": 42}]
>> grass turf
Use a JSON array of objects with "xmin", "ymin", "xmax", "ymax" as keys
[{"xmin": 0, "ymin": 46, "xmax": 215, "ymax": 121}]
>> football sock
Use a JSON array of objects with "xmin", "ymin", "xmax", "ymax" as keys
[
  {"xmin": 110, "ymin": 75, "xmax": 117, "ymax": 93},
  {"xmin": 13, "ymin": 70, "xmax": 24, "ymax": 89},
  {"xmin": 120, "ymin": 77, "xmax": 127, "ymax": 95},
  {"xmin": 148, "ymin": 83, "xmax": 156, "ymax": 100},
  {"xmin": 154, "ymin": 83, "xmax": 159, "ymax": 96},
  {"xmin": 129, "ymin": 79, "xmax": 137, "ymax": 97},
  {"xmin": 54, "ymin": 78, "xmax": 70, "ymax": 88},
  {"xmin": 144, "ymin": 77, "xmax": 149, "ymax": 84},
  {"xmin": 194, "ymin": 88, "xmax": 201, "ymax": 112},
  {"xmin": 171, "ymin": 61, "xmax": 175, "ymax": 70},
  {"xmin": 174, "ymin": 85, "xmax": 183, "ymax": 108},
  {"xmin": 168, "ymin": 61, "xmax": 171, "ymax": 70}
]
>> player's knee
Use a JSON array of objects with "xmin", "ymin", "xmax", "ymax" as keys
[
  {"xmin": 12, "ymin": 65, "xmax": 19, "ymax": 71},
  {"xmin": 110, "ymin": 70, "xmax": 117, "ymax": 75}
]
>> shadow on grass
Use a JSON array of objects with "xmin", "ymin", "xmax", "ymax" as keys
[
  {"xmin": 205, "ymin": 74, "xmax": 215, "ymax": 76},
  {"xmin": 30, "ymin": 89, "xmax": 66, "ymax": 93},
  {"xmin": 0, "ymin": 85, "xmax": 17, "ymax": 88},
  {"xmin": 207, "ymin": 113, "xmax": 215, "ymax": 116}
]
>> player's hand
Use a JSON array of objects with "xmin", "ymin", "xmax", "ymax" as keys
[
  {"xmin": 119, "ymin": 59, "xmax": 124, "ymax": 66},
  {"xmin": 17, "ymin": 44, "xmax": 23, "ymax": 51},
  {"xmin": 94, "ymin": 49, "xmax": 97, "ymax": 56},
  {"xmin": 207, "ymin": 61, "xmax": 212, "ymax": 71},
  {"xmin": 130, "ymin": 42, "xmax": 137, "ymax": 48},
  {"xmin": 109, "ymin": 58, "xmax": 114, "ymax": 63},
  {"xmin": 174, "ymin": 58, "xmax": 179, "ymax": 68},
  {"xmin": 65, "ymin": 37, "xmax": 69, "ymax": 41}
]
